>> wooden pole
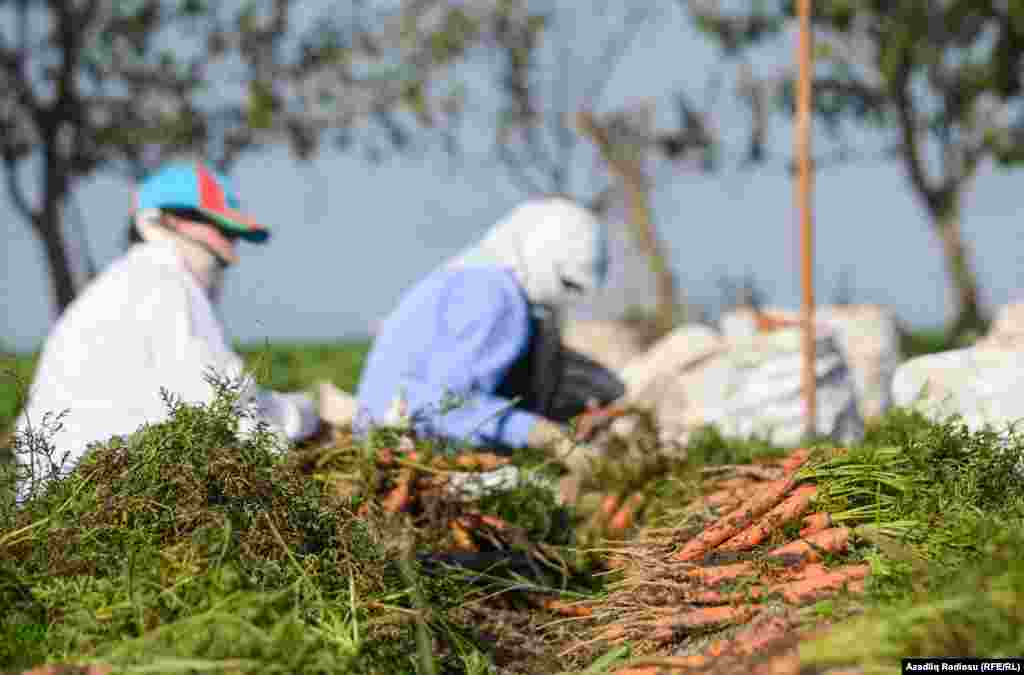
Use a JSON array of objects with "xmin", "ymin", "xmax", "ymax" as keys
[{"xmin": 796, "ymin": 0, "xmax": 817, "ymax": 437}]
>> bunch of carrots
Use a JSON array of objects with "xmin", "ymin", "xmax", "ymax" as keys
[
  {"xmin": 561, "ymin": 445, "xmax": 872, "ymax": 668},
  {"xmin": 368, "ymin": 445, "xmax": 513, "ymax": 514}
]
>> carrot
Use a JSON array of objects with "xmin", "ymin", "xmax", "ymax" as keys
[
  {"xmin": 574, "ymin": 405, "xmax": 628, "ymax": 442},
  {"xmin": 718, "ymin": 484, "xmax": 818, "ymax": 552},
  {"xmin": 753, "ymin": 649, "xmax": 801, "ymax": 675},
  {"xmin": 725, "ymin": 615, "xmax": 795, "ymax": 656},
  {"xmin": 448, "ymin": 518, "xmax": 478, "ymax": 551},
  {"xmin": 685, "ymin": 562, "xmax": 754, "ymax": 586},
  {"xmin": 674, "ymin": 478, "xmax": 798, "ymax": 561},
  {"xmin": 702, "ymin": 464, "xmax": 785, "ymax": 481},
  {"xmin": 687, "ymin": 587, "xmax": 766, "ymax": 605},
  {"xmin": 535, "ymin": 597, "xmax": 594, "ymax": 618},
  {"xmin": 778, "ymin": 447, "xmax": 812, "ymax": 473},
  {"xmin": 381, "ymin": 469, "xmax": 415, "ymax": 513},
  {"xmin": 449, "ymin": 452, "xmax": 511, "ymax": 471},
  {"xmin": 584, "ymin": 493, "xmax": 621, "ymax": 535},
  {"xmin": 612, "ymin": 655, "xmax": 711, "ymax": 672},
  {"xmin": 459, "ymin": 512, "xmax": 513, "ymax": 532},
  {"xmin": 650, "ymin": 605, "xmax": 757, "ymax": 644},
  {"xmin": 710, "ymin": 476, "xmax": 758, "ymax": 491},
  {"xmin": 767, "ymin": 527, "xmax": 851, "ymax": 564},
  {"xmin": 599, "ymin": 493, "xmax": 624, "ymax": 519},
  {"xmin": 596, "ymin": 623, "xmax": 628, "ymax": 643},
  {"xmin": 608, "ymin": 493, "xmax": 646, "ymax": 535},
  {"xmin": 773, "ymin": 564, "xmax": 870, "ymax": 605},
  {"xmin": 379, "ymin": 448, "xmax": 510, "ymax": 471},
  {"xmin": 773, "ymin": 562, "xmax": 828, "ymax": 583},
  {"xmin": 799, "ymin": 512, "xmax": 833, "ymax": 537},
  {"xmin": 374, "ymin": 447, "xmax": 396, "ymax": 465}
]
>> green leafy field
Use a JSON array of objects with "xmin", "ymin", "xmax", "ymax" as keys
[{"xmin": 4, "ymin": 331, "xmax": 1022, "ymax": 674}]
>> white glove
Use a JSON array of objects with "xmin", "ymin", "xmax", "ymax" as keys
[{"xmin": 317, "ymin": 381, "xmax": 359, "ymax": 428}]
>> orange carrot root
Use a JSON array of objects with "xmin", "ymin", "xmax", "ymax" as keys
[
  {"xmin": 450, "ymin": 452, "xmax": 511, "ymax": 471},
  {"xmin": 718, "ymin": 484, "xmax": 818, "ymax": 552},
  {"xmin": 448, "ymin": 518, "xmax": 478, "ymax": 551},
  {"xmin": 767, "ymin": 527, "xmax": 851, "ymax": 564},
  {"xmin": 382, "ymin": 470, "xmax": 414, "ymax": 513},
  {"xmin": 536, "ymin": 597, "xmax": 594, "ymax": 618},
  {"xmin": 575, "ymin": 405, "xmax": 628, "ymax": 442},
  {"xmin": 799, "ymin": 512, "xmax": 834, "ymax": 537},
  {"xmin": 685, "ymin": 562, "xmax": 754, "ymax": 587},
  {"xmin": 725, "ymin": 615, "xmax": 796, "ymax": 656},
  {"xmin": 611, "ymin": 655, "xmax": 710, "ymax": 673},
  {"xmin": 650, "ymin": 604, "xmax": 757, "ymax": 644},
  {"xmin": 778, "ymin": 447, "xmax": 812, "ymax": 473},
  {"xmin": 596, "ymin": 624, "xmax": 628, "ymax": 643},
  {"xmin": 675, "ymin": 478, "xmax": 798, "ymax": 561},
  {"xmin": 774, "ymin": 564, "xmax": 870, "ymax": 604},
  {"xmin": 710, "ymin": 476, "xmax": 758, "ymax": 491},
  {"xmin": 608, "ymin": 493, "xmax": 646, "ymax": 535},
  {"xmin": 459, "ymin": 512, "xmax": 513, "ymax": 532},
  {"xmin": 602, "ymin": 493, "xmax": 624, "ymax": 516}
]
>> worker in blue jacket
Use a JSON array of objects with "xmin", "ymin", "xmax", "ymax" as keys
[{"xmin": 356, "ymin": 197, "xmax": 625, "ymax": 501}]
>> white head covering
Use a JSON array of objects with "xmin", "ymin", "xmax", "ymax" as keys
[
  {"xmin": 134, "ymin": 208, "xmax": 226, "ymax": 302},
  {"xmin": 448, "ymin": 197, "xmax": 609, "ymax": 308}
]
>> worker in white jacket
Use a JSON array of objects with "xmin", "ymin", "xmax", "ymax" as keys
[{"xmin": 14, "ymin": 161, "xmax": 328, "ymax": 500}]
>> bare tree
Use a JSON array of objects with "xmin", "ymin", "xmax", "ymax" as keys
[
  {"xmin": 682, "ymin": 0, "xmax": 1024, "ymax": 340},
  {"xmin": 0, "ymin": 0, "xmax": 465, "ymax": 318},
  {"xmin": 335, "ymin": 1, "xmax": 721, "ymax": 334}
]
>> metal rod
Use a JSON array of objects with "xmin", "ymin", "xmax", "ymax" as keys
[{"xmin": 796, "ymin": 0, "xmax": 817, "ymax": 437}]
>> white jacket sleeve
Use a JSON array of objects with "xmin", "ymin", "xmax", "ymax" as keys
[{"xmin": 148, "ymin": 276, "xmax": 321, "ymax": 446}]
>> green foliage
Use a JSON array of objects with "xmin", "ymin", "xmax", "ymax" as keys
[
  {"xmin": 0, "ymin": 372, "xmax": 499, "ymax": 674},
  {"xmin": 0, "ymin": 341, "xmax": 601, "ymax": 673},
  {"xmin": 237, "ymin": 340, "xmax": 371, "ymax": 395},
  {"xmin": 0, "ymin": 352, "xmax": 37, "ymax": 433},
  {"xmin": 684, "ymin": 425, "xmax": 789, "ymax": 467},
  {"xmin": 802, "ymin": 407, "xmax": 1024, "ymax": 571},
  {"xmin": 802, "ymin": 527, "xmax": 1024, "ymax": 672}
]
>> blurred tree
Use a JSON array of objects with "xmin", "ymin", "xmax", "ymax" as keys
[
  {"xmin": 331, "ymin": 1, "xmax": 722, "ymax": 336},
  {"xmin": 681, "ymin": 0, "xmax": 1024, "ymax": 340},
  {"xmin": 0, "ymin": 0, "xmax": 455, "ymax": 318}
]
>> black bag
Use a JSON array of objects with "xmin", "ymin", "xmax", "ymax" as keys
[{"xmin": 496, "ymin": 305, "xmax": 625, "ymax": 423}]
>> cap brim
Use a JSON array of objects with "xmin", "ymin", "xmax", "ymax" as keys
[{"xmin": 199, "ymin": 207, "xmax": 270, "ymax": 243}]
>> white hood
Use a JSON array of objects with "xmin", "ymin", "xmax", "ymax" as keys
[
  {"xmin": 135, "ymin": 209, "xmax": 226, "ymax": 302},
  {"xmin": 447, "ymin": 197, "xmax": 609, "ymax": 308}
]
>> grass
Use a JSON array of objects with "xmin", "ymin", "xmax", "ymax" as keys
[
  {"xmin": 1, "ymin": 341, "xmax": 370, "ymax": 434},
  {"xmin": 3, "ymin": 330, "xmax": 1020, "ymax": 673},
  {"xmin": 792, "ymin": 410, "xmax": 1024, "ymax": 669},
  {"xmin": 0, "ymin": 341, "xmax": 599, "ymax": 674}
]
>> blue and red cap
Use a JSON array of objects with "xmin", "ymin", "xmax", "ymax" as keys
[{"xmin": 134, "ymin": 162, "xmax": 270, "ymax": 243}]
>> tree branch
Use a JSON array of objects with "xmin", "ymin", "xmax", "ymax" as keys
[
  {"xmin": 3, "ymin": 154, "xmax": 36, "ymax": 222},
  {"xmin": 814, "ymin": 76, "xmax": 888, "ymax": 112},
  {"xmin": 0, "ymin": 42, "xmax": 41, "ymax": 117},
  {"xmin": 892, "ymin": 53, "xmax": 937, "ymax": 209}
]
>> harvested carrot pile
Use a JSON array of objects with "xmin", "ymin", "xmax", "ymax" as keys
[
  {"xmin": 561, "ymin": 446, "xmax": 877, "ymax": 674},
  {"xmin": 292, "ymin": 433, "xmax": 563, "ymax": 561}
]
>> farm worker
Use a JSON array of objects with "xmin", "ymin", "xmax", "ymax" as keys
[
  {"xmin": 355, "ymin": 196, "xmax": 626, "ymax": 502},
  {"xmin": 13, "ymin": 161, "xmax": 332, "ymax": 500}
]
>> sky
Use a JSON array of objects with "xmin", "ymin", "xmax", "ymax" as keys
[{"xmin": 3, "ymin": 4, "xmax": 1024, "ymax": 353}]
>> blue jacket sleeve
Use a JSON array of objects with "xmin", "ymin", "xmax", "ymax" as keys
[{"xmin": 407, "ymin": 274, "xmax": 543, "ymax": 448}]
